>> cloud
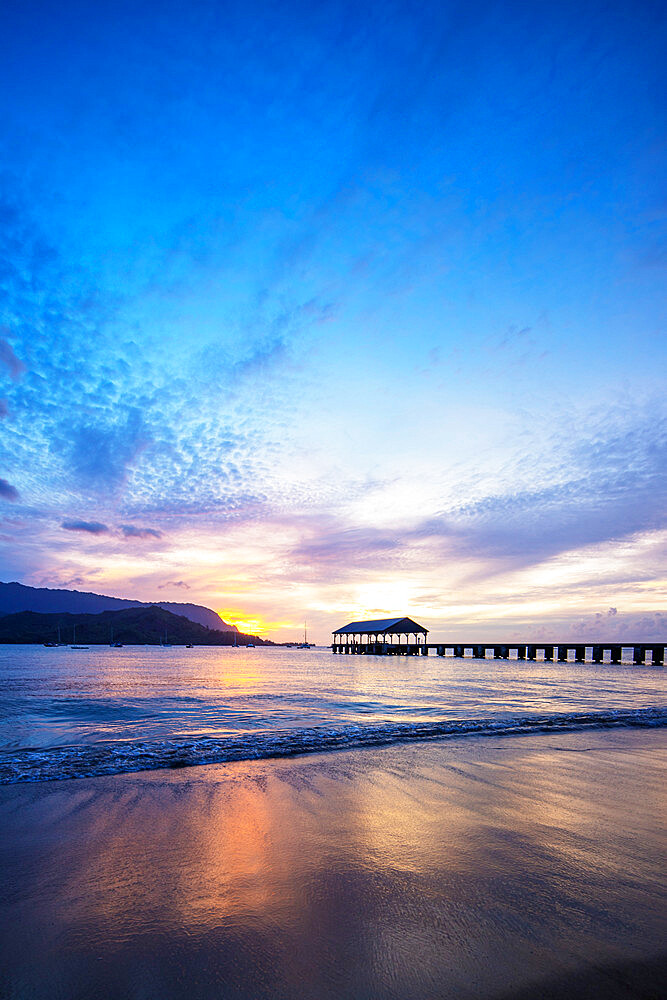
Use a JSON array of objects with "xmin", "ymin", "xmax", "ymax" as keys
[
  {"xmin": 0, "ymin": 333, "xmax": 27, "ymax": 381},
  {"xmin": 288, "ymin": 519, "xmax": 405, "ymax": 583},
  {"xmin": 413, "ymin": 413, "xmax": 667, "ymax": 570},
  {"xmin": 36, "ymin": 573, "xmax": 89, "ymax": 589},
  {"xmin": 0, "ymin": 478, "xmax": 19, "ymax": 502},
  {"xmin": 294, "ymin": 525, "xmax": 399, "ymax": 565},
  {"xmin": 232, "ymin": 336, "xmax": 289, "ymax": 381},
  {"xmin": 61, "ymin": 520, "xmax": 109, "ymax": 534},
  {"xmin": 121, "ymin": 524, "xmax": 163, "ymax": 539},
  {"xmin": 158, "ymin": 579, "xmax": 190, "ymax": 589},
  {"xmin": 277, "ymin": 408, "xmax": 667, "ymax": 593},
  {"xmin": 53, "ymin": 408, "xmax": 150, "ymax": 491},
  {"xmin": 574, "ymin": 608, "xmax": 665, "ymax": 642}
]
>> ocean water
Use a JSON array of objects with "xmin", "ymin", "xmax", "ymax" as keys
[{"xmin": 0, "ymin": 645, "xmax": 664, "ymax": 783}]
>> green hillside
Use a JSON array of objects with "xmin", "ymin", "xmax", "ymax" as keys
[{"xmin": 0, "ymin": 605, "xmax": 267, "ymax": 646}]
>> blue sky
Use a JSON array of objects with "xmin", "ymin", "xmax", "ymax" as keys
[{"xmin": 1, "ymin": 0, "xmax": 665, "ymax": 640}]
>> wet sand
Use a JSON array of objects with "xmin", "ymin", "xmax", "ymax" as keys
[{"xmin": 1, "ymin": 728, "xmax": 665, "ymax": 999}]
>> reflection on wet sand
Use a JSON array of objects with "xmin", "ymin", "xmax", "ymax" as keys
[{"xmin": 1, "ymin": 729, "xmax": 665, "ymax": 999}]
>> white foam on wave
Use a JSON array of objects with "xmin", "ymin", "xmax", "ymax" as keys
[{"xmin": 1, "ymin": 706, "xmax": 665, "ymax": 785}]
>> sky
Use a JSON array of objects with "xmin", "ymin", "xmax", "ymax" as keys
[{"xmin": 0, "ymin": 0, "xmax": 665, "ymax": 642}]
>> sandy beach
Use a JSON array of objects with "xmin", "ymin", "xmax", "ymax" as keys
[{"xmin": 1, "ymin": 728, "xmax": 665, "ymax": 1000}]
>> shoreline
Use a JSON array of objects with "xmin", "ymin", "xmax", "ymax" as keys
[{"xmin": 1, "ymin": 728, "xmax": 665, "ymax": 999}]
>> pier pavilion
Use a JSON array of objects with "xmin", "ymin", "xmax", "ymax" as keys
[{"xmin": 332, "ymin": 617, "xmax": 429, "ymax": 654}]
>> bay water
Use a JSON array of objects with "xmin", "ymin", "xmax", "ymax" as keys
[{"xmin": 0, "ymin": 645, "xmax": 664, "ymax": 783}]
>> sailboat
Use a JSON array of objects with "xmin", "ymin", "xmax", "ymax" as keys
[
  {"xmin": 297, "ymin": 622, "xmax": 312, "ymax": 648},
  {"xmin": 109, "ymin": 625, "xmax": 123, "ymax": 648},
  {"xmin": 71, "ymin": 623, "xmax": 89, "ymax": 649},
  {"xmin": 45, "ymin": 624, "xmax": 64, "ymax": 647}
]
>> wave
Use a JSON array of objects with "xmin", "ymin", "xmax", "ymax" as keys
[{"xmin": 1, "ymin": 706, "xmax": 665, "ymax": 784}]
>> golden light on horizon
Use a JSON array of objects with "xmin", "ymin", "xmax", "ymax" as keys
[{"xmin": 216, "ymin": 609, "xmax": 299, "ymax": 636}]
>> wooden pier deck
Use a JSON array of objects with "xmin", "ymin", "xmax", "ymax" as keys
[{"xmin": 331, "ymin": 641, "xmax": 665, "ymax": 665}]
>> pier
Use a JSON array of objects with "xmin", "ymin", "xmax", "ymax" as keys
[{"xmin": 331, "ymin": 619, "xmax": 665, "ymax": 665}]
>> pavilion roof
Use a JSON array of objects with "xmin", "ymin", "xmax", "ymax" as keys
[{"xmin": 332, "ymin": 617, "xmax": 428, "ymax": 635}]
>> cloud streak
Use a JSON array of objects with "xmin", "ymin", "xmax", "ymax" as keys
[
  {"xmin": 121, "ymin": 525, "xmax": 162, "ymax": 539},
  {"xmin": 0, "ymin": 334, "xmax": 27, "ymax": 381},
  {"xmin": 61, "ymin": 520, "xmax": 108, "ymax": 534},
  {"xmin": 0, "ymin": 479, "xmax": 19, "ymax": 502}
]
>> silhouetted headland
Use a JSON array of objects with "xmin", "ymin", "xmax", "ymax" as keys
[
  {"xmin": 0, "ymin": 605, "xmax": 267, "ymax": 646},
  {"xmin": 0, "ymin": 581, "xmax": 236, "ymax": 631}
]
